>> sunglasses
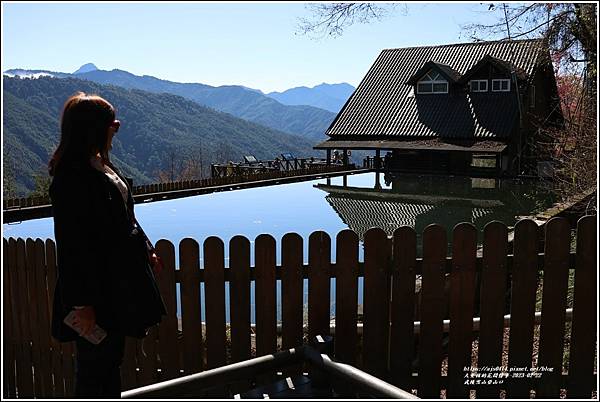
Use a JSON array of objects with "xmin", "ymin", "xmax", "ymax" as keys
[{"xmin": 110, "ymin": 120, "xmax": 121, "ymax": 132}]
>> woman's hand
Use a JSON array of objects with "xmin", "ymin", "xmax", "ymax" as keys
[
  {"xmin": 73, "ymin": 306, "xmax": 96, "ymax": 336},
  {"xmin": 149, "ymin": 251, "xmax": 163, "ymax": 276}
]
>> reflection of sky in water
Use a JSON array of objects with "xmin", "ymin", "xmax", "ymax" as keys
[{"xmin": 3, "ymin": 172, "xmax": 554, "ymax": 323}]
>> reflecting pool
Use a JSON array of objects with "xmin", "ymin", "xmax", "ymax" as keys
[{"xmin": 3, "ymin": 172, "xmax": 555, "ymax": 322}]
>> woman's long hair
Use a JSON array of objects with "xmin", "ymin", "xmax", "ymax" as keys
[{"xmin": 48, "ymin": 92, "xmax": 116, "ymax": 176}]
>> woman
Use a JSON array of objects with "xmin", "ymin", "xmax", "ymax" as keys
[{"xmin": 49, "ymin": 92, "xmax": 166, "ymax": 398}]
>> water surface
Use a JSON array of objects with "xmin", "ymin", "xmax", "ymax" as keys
[{"xmin": 3, "ymin": 172, "xmax": 555, "ymax": 322}]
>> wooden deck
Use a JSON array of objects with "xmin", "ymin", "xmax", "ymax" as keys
[{"xmin": 3, "ymin": 168, "xmax": 368, "ymax": 223}]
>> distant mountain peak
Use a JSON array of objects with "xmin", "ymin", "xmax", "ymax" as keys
[
  {"xmin": 266, "ymin": 82, "xmax": 355, "ymax": 113},
  {"xmin": 73, "ymin": 63, "xmax": 98, "ymax": 74}
]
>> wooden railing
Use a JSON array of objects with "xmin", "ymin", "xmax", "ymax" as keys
[
  {"xmin": 2, "ymin": 165, "xmax": 355, "ymax": 211},
  {"xmin": 211, "ymin": 157, "xmax": 333, "ymax": 178},
  {"xmin": 132, "ymin": 164, "xmax": 353, "ymax": 195},
  {"xmin": 3, "ymin": 216, "xmax": 596, "ymax": 398}
]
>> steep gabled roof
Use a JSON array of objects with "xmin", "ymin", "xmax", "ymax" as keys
[{"xmin": 326, "ymin": 38, "xmax": 546, "ymax": 140}]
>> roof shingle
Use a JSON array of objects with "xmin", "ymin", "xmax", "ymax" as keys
[{"xmin": 327, "ymin": 39, "xmax": 546, "ymax": 140}]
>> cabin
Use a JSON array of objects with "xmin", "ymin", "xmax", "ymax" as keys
[{"xmin": 315, "ymin": 39, "xmax": 562, "ymax": 176}]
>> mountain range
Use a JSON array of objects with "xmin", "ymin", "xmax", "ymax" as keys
[
  {"xmin": 4, "ymin": 65, "xmax": 354, "ymax": 141},
  {"xmin": 266, "ymin": 83, "xmax": 355, "ymax": 113},
  {"xmin": 3, "ymin": 76, "xmax": 316, "ymax": 196}
]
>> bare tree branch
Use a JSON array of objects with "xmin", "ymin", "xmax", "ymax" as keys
[{"xmin": 296, "ymin": 3, "xmax": 402, "ymax": 38}]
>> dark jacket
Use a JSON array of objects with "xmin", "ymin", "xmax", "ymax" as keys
[{"xmin": 50, "ymin": 160, "xmax": 166, "ymax": 341}]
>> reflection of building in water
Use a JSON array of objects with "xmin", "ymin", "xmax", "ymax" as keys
[
  {"xmin": 315, "ymin": 174, "xmax": 519, "ymax": 243},
  {"xmin": 324, "ymin": 196, "xmax": 435, "ymax": 240}
]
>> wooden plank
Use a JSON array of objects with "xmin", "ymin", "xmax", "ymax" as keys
[
  {"xmin": 362, "ymin": 228, "xmax": 391, "ymax": 379},
  {"xmin": 477, "ymin": 221, "xmax": 508, "ymax": 399},
  {"xmin": 308, "ymin": 231, "xmax": 331, "ymax": 339},
  {"xmin": 229, "ymin": 236, "xmax": 252, "ymax": 394},
  {"xmin": 447, "ymin": 223, "xmax": 478, "ymax": 398},
  {"xmin": 506, "ymin": 219, "xmax": 539, "ymax": 398},
  {"xmin": 25, "ymin": 238, "xmax": 43, "ymax": 397},
  {"xmin": 121, "ymin": 337, "xmax": 138, "ymax": 391},
  {"xmin": 334, "ymin": 230, "xmax": 359, "ymax": 365},
  {"xmin": 390, "ymin": 226, "xmax": 417, "ymax": 389},
  {"xmin": 255, "ymin": 234, "xmax": 277, "ymax": 357},
  {"xmin": 61, "ymin": 341, "xmax": 75, "ymax": 396},
  {"xmin": 3, "ymin": 239, "xmax": 16, "ymax": 398},
  {"xmin": 281, "ymin": 233, "xmax": 304, "ymax": 351},
  {"xmin": 536, "ymin": 218, "xmax": 571, "ymax": 398},
  {"xmin": 229, "ymin": 236, "xmax": 251, "ymax": 363},
  {"xmin": 7, "ymin": 238, "xmax": 25, "ymax": 397},
  {"xmin": 568, "ymin": 215, "xmax": 597, "ymax": 398},
  {"xmin": 45, "ymin": 239, "xmax": 65, "ymax": 397},
  {"xmin": 15, "ymin": 238, "xmax": 34, "ymax": 397},
  {"xmin": 179, "ymin": 238, "xmax": 203, "ymax": 374},
  {"xmin": 137, "ymin": 327, "xmax": 159, "ymax": 387},
  {"xmin": 204, "ymin": 236, "xmax": 227, "ymax": 368},
  {"xmin": 32, "ymin": 239, "xmax": 53, "ymax": 397},
  {"xmin": 155, "ymin": 240, "xmax": 180, "ymax": 381},
  {"xmin": 418, "ymin": 224, "xmax": 446, "ymax": 399}
]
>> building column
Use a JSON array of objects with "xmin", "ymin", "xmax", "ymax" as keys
[
  {"xmin": 496, "ymin": 154, "xmax": 502, "ymax": 177},
  {"xmin": 343, "ymin": 149, "xmax": 349, "ymax": 166},
  {"xmin": 326, "ymin": 149, "xmax": 331, "ymax": 166}
]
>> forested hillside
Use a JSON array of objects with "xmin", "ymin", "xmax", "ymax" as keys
[
  {"xmin": 3, "ymin": 76, "xmax": 316, "ymax": 196},
  {"xmin": 72, "ymin": 69, "xmax": 337, "ymax": 141}
]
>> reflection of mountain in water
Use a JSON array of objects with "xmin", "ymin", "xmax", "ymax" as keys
[{"xmin": 315, "ymin": 173, "xmax": 554, "ymax": 250}]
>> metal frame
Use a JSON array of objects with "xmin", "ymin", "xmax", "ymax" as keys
[{"xmin": 121, "ymin": 343, "xmax": 418, "ymax": 399}]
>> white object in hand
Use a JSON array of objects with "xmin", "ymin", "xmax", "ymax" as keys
[{"xmin": 63, "ymin": 310, "xmax": 107, "ymax": 345}]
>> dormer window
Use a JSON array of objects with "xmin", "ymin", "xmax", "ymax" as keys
[
  {"xmin": 470, "ymin": 80, "xmax": 488, "ymax": 92},
  {"xmin": 416, "ymin": 70, "xmax": 448, "ymax": 94},
  {"xmin": 492, "ymin": 79, "xmax": 510, "ymax": 92}
]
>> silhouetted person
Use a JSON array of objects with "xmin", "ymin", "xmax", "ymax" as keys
[{"xmin": 48, "ymin": 92, "xmax": 166, "ymax": 398}]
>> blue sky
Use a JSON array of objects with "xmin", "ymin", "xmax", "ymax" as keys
[{"xmin": 2, "ymin": 2, "xmax": 504, "ymax": 93}]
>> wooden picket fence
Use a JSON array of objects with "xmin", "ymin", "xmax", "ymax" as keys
[{"xmin": 3, "ymin": 216, "xmax": 597, "ymax": 398}]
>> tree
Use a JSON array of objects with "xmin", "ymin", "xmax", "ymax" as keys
[
  {"xmin": 214, "ymin": 141, "xmax": 235, "ymax": 164},
  {"xmin": 155, "ymin": 147, "xmax": 182, "ymax": 183},
  {"xmin": 299, "ymin": 3, "xmax": 597, "ymax": 211},
  {"xmin": 180, "ymin": 144, "xmax": 206, "ymax": 181},
  {"xmin": 155, "ymin": 144, "xmax": 208, "ymax": 183},
  {"xmin": 463, "ymin": 4, "xmax": 597, "ymax": 98},
  {"xmin": 463, "ymin": 3, "xmax": 597, "ymax": 212},
  {"xmin": 3, "ymin": 157, "xmax": 17, "ymax": 199},
  {"xmin": 29, "ymin": 170, "xmax": 52, "ymax": 198},
  {"xmin": 297, "ymin": 3, "xmax": 401, "ymax": 38}
]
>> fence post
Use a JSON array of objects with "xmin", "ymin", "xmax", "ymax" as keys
[
  {"xmin": 204, "ymin": 237, "xmax": 227, "ymax": 369},
  {"xmin": 3, "ymin": 239, "xmax": 16, "ymax": 398},
  {"xmin": 334, "ymin": 230, "xmax": 359, "ymax": 365},
  {"xmin": 308, "ymin": 231, "xmax": 331, "ymax": 340},
  {"xmin": 537, "ymin": 217, "xmax": 571, "ymax": 398},
  {"xmin": 447, "ymin": 223, "xmax": 477, "ymax": 398},
  {"xmin": 180, "ymin": 238, "xmax": 203, "ymax": 374},
  {"xmin": 568, "ymin": 215, "xmax": 597, "ymax": 398},
  {"xmin": 255, "ymin": 234, "xmax": 277, "ymax": 357},
  {"xmin": 281, "ymin": 233, "xmax": 304, "ymax": 352},
  {"xmin": 229, "ymin": 236, "xmax": 251, "ymax": 363},
  {"xmin": 32, "ymin": 239, "xmax": 53, "ymax": 397},
  {"xmin": 506, "ymin": 219, "xmax": 538, "ymax": 398},
  {"xmin": 390, "ymin": 226, "xmax": 417, "ymax": 389},
  {"xmin": 155, "ymin": 240, "xmax": 180, "ymax": 381},
  {"xmin": 477, "ymin": 221, "xmax": 508, "ymax": 399},
  {"xmin": 363, "ymin": 228, "xmax": 391, "ymax": 379},
  {"xmin": 418, "ymin": 224, "xmax": 446, "ymax": 399}
]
